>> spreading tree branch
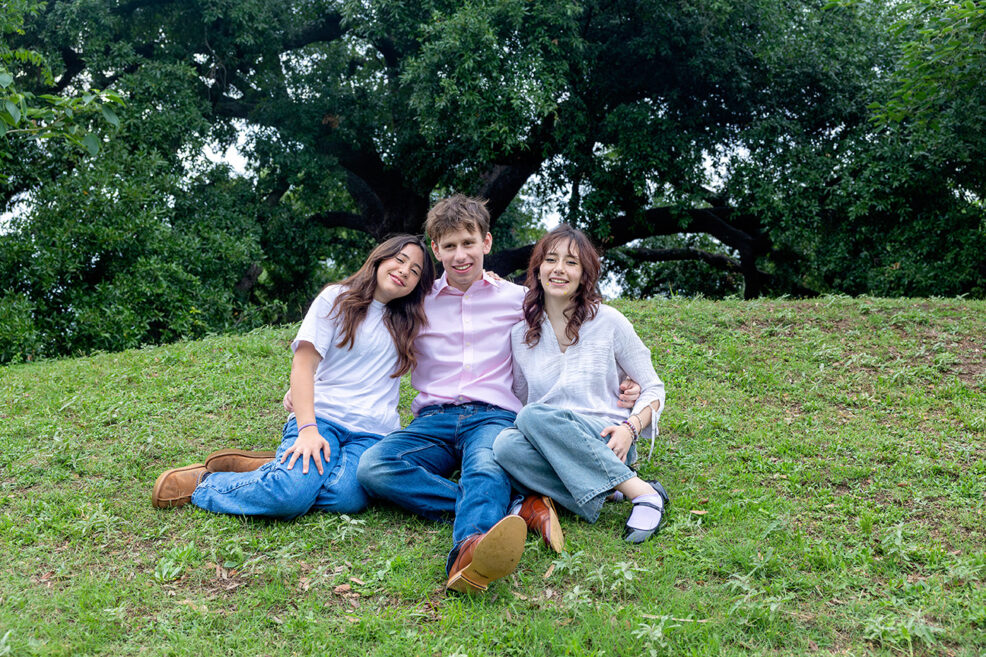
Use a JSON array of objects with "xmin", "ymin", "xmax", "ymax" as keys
[{"xmin": 617, "ymin": 246, "xmax": 743, "ymax": 272}]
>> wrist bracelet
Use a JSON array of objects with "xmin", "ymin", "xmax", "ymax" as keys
[
  {"xmin": 297, "ymin": 422, "xmax": 317, "ymax": 432},
  {"xmin": 621, "ymin": 419, "xmax": 639, "ymax": 441}
]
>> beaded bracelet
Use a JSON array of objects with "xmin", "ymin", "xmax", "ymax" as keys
[
  {"xmin": 297, "ymin": 422, "xmax": 318, "ymax": 432},
  {"xmin": 621, "ymin": 419, "xmax": 639, "ymax": 442}
]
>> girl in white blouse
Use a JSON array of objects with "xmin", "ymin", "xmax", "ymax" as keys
[{"xmin": 493, "ymin": 225, "xmax": 669, "ymax": 543}]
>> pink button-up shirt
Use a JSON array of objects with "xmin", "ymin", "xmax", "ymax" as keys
[{"xmin": 410, "ymin": 271, "xmax": 526, "ymax": 414}]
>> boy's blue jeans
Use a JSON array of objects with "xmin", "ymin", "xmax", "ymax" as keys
[
  {"xmin": 356, "ymin": 402, "xmax": 517, "ymax": 569},
  {"xmin": 191, "ymin": 416, "xmax": 381, "ymax": 519}
]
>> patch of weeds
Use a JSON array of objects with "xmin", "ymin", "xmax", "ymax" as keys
[
  {"xmin": 153, "ymin": 557, "xmax": 184, "ymax": 583},
  {"xmin": 586, "ymin": 561, "xmax": 648, "ymax": 593},
  {"xmin": 727, "ymin": 571, "xmax": 794, "ymax": 627},
  {"xmin": 332, "ymin": 514, "xmax": 365, "ymax": 541},
  {"xmin": 0, "ymin": 630, "xmax": 10, "ymax": 657},
  {"xmin": 862, "ymin": 613, "xmax": 943, "ymax": 655},
  {"xmin": 153, "ymin": 541, "xmax": 204, "ymax": 583},
  {"xmin": 857, "ymin": 508, "xmax": 877, "ymax": 535},
  {"xmin": 806, "ymin": 539, "xmax": 841, "ymax": 571},
  {"xmin": 310, "ymin": 513, "xmax": 366, "ymax": 542},
  {"xmin": 947, "ymin": 558, "xmax": 985, "ymax": 585},
  {"xmin": 632, "ymin": 616, "xmax": 681, "ymax": 656},
  {"xmin": 562, "ymin": 585, "xmax": 592, "ymax": 608},
  {"xmin": 878, "ymin": 524, "xmax": 917, "ymax": 565},
  {"xmin": 549, "ymin": 550, "xmax": 586, "ymax": 577}
]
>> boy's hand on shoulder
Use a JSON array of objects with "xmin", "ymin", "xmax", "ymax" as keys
[{"xmin": 618, "ymin": 377, "xmax": 640, "ymax": 408}]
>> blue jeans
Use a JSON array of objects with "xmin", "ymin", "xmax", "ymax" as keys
[
  {"xmin": 356, "ymin": 403, "xmax": 517, "ymax": 566},
  {"xmin": 191, "ymin": 417, "xmax": 381, "ymax": 519},
  {"xmin": 492, "ymin": 403, "xmax": 637, "ymax": 523}
]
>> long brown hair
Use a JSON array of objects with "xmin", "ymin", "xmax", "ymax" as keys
[
  {"xmin": 329, "ymin": 234, "xmax": 435, "ymax": 376},
  {"xmin": 523, "ymin": 224, "xmax": 603, "ymax": 347}
]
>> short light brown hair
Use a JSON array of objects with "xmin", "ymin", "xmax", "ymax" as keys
[{"xmin": 424, "ymin": 194, "xmax": 490, "ymax": 243}]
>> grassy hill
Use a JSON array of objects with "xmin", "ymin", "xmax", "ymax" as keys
[{"xmin": 1, "ymin": 296, "xmax": 983, "ymax": 656}]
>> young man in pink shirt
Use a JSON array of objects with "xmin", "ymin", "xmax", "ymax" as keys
[
  {"xmin": 358, "ymin": 195, "xmax": 639, "ymax": 594},
  {"xmin": 356, "ymin": 195, "xmax": 534, "ymax": 594}
]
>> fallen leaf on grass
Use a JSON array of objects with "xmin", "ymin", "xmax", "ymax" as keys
[
  {"xmin": 543, "ymin": 564, "xmax": 555, "ymax": 579},
  {"xmin": 350, "ymin": 577, "xmax": 365, "ymax": 585},
  {"xmin": 690, "ymin": 510, "xmax": 707, "ymax": 515},
  {"xmin": 334, "ymin": 584, "xmax": 352, "ymax": 594}
]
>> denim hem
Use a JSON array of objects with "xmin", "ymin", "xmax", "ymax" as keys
[{"xmin": 575, "ymin": 468, "xmax": 636, "ymax": 522}]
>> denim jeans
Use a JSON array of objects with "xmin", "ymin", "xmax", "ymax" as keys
[
  {"xmin": 191, "ymin": 417, "xmax": 381, "ymax": 519},
  {"xmin": 356, "ymin": 402, "xmax": 517, "ymax": 566},
  {"xmin": 492, "ymin": 403, "xmax": 637, "ymax": 523}
]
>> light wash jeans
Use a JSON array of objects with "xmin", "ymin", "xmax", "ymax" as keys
[
  {"xmin": 356, "ymin": 402, "xmax": 516, "ymax": 571},
  {"xmin": 190, "ymin": 416, "xmax": 381, "ymax": 519},
  {"xmin": 492, "ymin": 403, "xmax": 638, "ymax": 523}
]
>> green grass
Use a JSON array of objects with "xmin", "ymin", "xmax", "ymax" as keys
[{"xmin": 1, "ymin": 296, "xmax": 984, "ymax": 656}]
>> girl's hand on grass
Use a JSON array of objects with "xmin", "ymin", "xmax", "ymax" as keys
[
  {"xmin": 282, "ymin": 429, "xmax": 331, "ymax": 475},
  {"xmin": 601, "ymin": 424, "xmax": 634, "ymax": 462}
]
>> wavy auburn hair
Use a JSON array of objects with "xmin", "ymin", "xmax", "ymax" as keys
[
  {"xmin": 523, "ymin": 224, "xmax": 603, "ymax": 347},
  {"xmin": 328, "ymin": 234, "xmax": 435, "ymax": 376}
]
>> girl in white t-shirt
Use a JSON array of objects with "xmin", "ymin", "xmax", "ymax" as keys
[
  {"xmin": 493, "ymin": 225, "xmax": 669, "ymax": 544},
  {"xmin": 151, "ymin": 234, "xmax": 435, "ymax": 518}
]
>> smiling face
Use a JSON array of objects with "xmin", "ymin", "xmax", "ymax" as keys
[
  {"xmin": 538, "ymin": 238, "xmax": 583, "ymax": 302},
  {"xmin": 373, "ymin": 244, "xmax": 426, "ymax": 303},
  {"xmin": 431, "ymin": 226, "xmax": 492, "ymax": 292}
]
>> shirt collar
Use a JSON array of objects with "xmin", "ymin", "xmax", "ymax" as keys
[{"xmin": 434, "ymin": 270, "xmax": 500, "ymax": 295}]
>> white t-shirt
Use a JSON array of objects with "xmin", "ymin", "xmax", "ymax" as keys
[{"xmin": 290, "ymin": 285, "xmax": 402, "ymax": 436}]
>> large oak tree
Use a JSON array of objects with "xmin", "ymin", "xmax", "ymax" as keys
[{"xmin": 2, "ymin": 0, "xmax": 983, "ymax": 362}]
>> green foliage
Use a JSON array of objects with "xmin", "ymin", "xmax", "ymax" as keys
[
  {"xmin": 871, "ymin": 0, "xmax": 986, "ymax": 197},
  {"xmin": 0, "ymin": 0, "xmax": 123, "ymax": 164},
  {"xmin": 0, "ymin": 147, "xmax": 264, "ymax": 363},
  {"xmin": 2, "ymin": 0, "xmax": 985, "ymax": 369}
]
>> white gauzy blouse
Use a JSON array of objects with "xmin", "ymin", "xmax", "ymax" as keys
[{"xmin": 510, "ymin": 304, "xmax": 665, "ymax": 454}]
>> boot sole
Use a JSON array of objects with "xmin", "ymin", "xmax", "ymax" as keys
[
  {"xmin": 541, "ymin": 497, "xmax": 565, "ymax": 553},
  {"xmin": 446, "ymin": 515, "xmax": 527, "ymax": 594}
]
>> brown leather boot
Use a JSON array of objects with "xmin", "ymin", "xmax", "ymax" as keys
[
  {"xmin": 151, "ymin": 464, "xmax": 208, "ymax": 508},
  {"xmin": 518, "ymin": 495, "xmax": 564, "ymax": 553},
  {"xmin": 204, "ymin": 449, "xmax": 276, "ymax": 473},
  {"xmin": 445, "ymin": 515, "xmax": 527, "ymax": 594}
]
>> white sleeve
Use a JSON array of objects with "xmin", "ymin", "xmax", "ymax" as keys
[
  {"xmin": 292, "ymin": 286, "xmax": 342, "ymax": 358},
  {"xmin": 611, "ymin": 310, "xmax": 665, "ymax": 453}
]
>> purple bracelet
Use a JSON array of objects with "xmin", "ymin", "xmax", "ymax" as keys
[{"xmin": 297, "ymin": 422, "xmax": 317, "ymax": 432}]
